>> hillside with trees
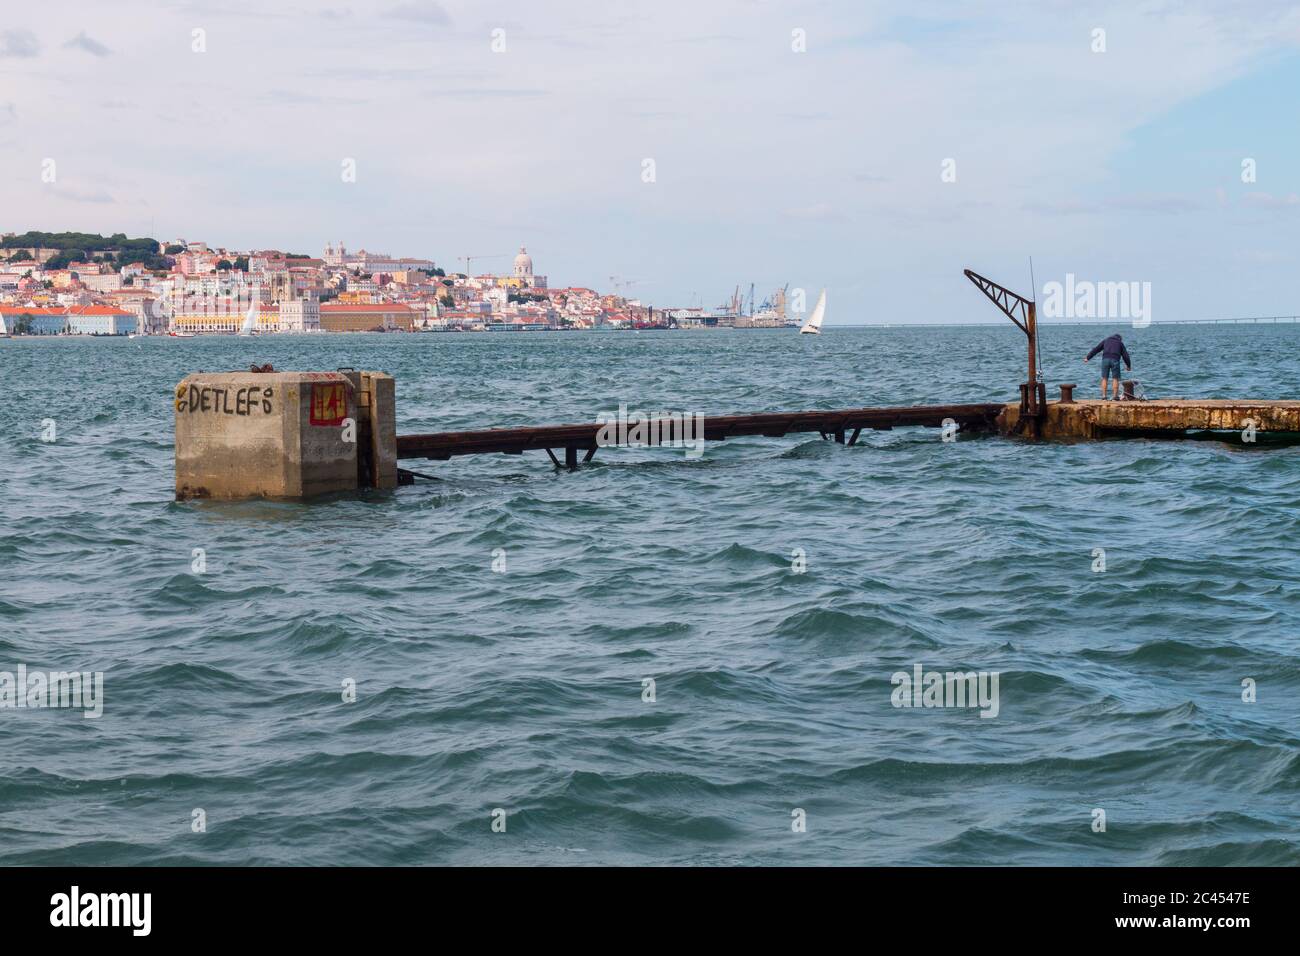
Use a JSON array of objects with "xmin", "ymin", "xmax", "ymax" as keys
[{"xmin": 1, "ymin": 231, "xmax": 170, "ymax": 271}]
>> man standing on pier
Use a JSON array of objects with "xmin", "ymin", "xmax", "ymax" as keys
[{"xmin": 1084, "ymin": 333, "xmax": 1132, "ymax": 399}]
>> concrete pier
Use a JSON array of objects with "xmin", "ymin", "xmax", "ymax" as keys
[
  {"xmin": 174, "ymin": 369, "xmax": 395, "ymax": 500},
  {"xmin": 173, "ymin": 367, "xmax": 1297, "ymax": 499},
  {"xmin": 998, "ymin": 398, "xmax": 1300, "ymax": 440}
]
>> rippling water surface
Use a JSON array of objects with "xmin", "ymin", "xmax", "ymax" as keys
[{"xmin": 2, "ymin": 323, "xmax": 1298, "ymax": 865}]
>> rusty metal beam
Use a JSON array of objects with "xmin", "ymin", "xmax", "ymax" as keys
[
  {"xmin": 395, "ymin": 403, "xmax": 1004, "ymax": 461},
  {"xmin": 963, "ymin": 269, "xmax": 1033, "ymax": 334},
  {"xmin": 964, "ymin": 268, "xmax": 1043, "ymax": 427}
]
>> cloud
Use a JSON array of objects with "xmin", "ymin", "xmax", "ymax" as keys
[
  {"xmin": 1233, "ymin": 248, "xmax": 1291, "ymax": 264},
  {"xmin": 428, "ymin": 88, "xmax": 548, "ymax": 99},
  {"xmin": 381, "ymin": 2, "xmax": 450, "ymax": 24},
  {"xmin": 1241, "ymin": 192, "xmax": 1300, "ymax": 209},
  {"xmin": 47, "ymin": 185, "xmax": 114, "ymax": 203},
  {"xmin": 64, "ymin": 31, "xmax": 111, "ymax": 57},
  {"xmin": 784, "ymin": 203, "xmax": 850, "ymax": 222},
  {"xmin": 1107, "ymin": 195, "xmax": 1201, "ymax": 214},
  {"xmin": 1024, "ymin": 195, "xmax": 1200, "ymax": 216},
  {"xmin": 258, "ymin": 89, "xmax": 367, "ymax": 106},
  {"xmin": 0, "ymin": 29, "xmax": 39, "ymax": 58}
]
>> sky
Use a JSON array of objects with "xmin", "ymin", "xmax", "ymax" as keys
[{"xmin": 1, "ymin": 0, "xmax": 1299, "ymax": 323}]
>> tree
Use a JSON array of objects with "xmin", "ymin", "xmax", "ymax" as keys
[
  {"xmin": 165, "ymin": 244, "xmax": 185, "ymax": 254},
  {"xmin": 215, "ymin": 259, "xmax": 233, "ymax": 271},
  {"xmin": 1, "ymin": 231, "xmax": 158, "ymax": 253}
]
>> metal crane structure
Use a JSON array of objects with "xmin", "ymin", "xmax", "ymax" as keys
[
  {"xmin": 963, "ymin": 268, "xmax": 1046, "ymax": 436},
  {"xmin": 458, "ymin": 254, "xmax": 508, "ymax": 276}
]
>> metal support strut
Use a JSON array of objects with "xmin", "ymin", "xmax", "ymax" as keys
[{"xmin": 964, "ymin": 268, "xmax": 1045, "ymax": 438}]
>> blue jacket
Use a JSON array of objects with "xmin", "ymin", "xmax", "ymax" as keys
[{"xmin": 1087, "ymin": 335, "xmax": 1131, "ymax": 369}]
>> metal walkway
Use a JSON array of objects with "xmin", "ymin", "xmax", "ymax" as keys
[{"xmin": 396, "ymin": 402, "xmax": 1005, "ymax": 470}]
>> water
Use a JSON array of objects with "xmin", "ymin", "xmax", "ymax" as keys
[{"xmin": 2, "ymin": 324, "xmax": 1298, "ymax": 866}]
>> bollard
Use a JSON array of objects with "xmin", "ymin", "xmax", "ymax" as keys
[
  {"xmin": 175, "ymin": 370, "xmax": 396, "ymax": 500},
  {"xmin": 1059, "ymin": 383, "xmax": 1076, "ymax": 404}
]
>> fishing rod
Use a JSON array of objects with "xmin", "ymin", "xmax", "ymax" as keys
[{"xmin": 1029, "ymin": 256, "xmax": 1042, "ymax": 381}]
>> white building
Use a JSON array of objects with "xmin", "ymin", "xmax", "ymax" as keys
[
  {"xmin": 80, "ymin": 273, "xmax": 124, "ymax": 293},
  {"xmin": 325, "ymin": 241, "xmax": 434, "ymax": 274},
  {"xmin": 511, "ymin": 246, "xmax": 547, "ymax": 290},
  {"xmin": 278, "ymin": 295, "xmax": 321, "ymax": 332},
  {"xmin": 66, "ymin": 307, "xmax": 137, "ymax": 335}
]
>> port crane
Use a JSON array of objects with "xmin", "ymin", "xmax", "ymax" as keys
[
  {"xmin": 609, "ymin": 276, "xmax": 643, "ymax": 297},
  {"xmin": 458, "ymin": 254, "xmax": 509, "ymax": 276}
]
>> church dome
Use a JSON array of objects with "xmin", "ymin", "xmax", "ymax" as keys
[{"xmin": 513, "ymin": 246, "xmax": 533, "ymax": 276}]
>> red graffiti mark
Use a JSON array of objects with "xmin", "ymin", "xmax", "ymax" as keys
[{"xmin": 310, "ymin": 383, "xmax": 347, "ymax": 426}]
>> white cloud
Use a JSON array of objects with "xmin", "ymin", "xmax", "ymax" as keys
[
  {"xmin": 0, "ymin": 29, "xmax": 40, "ymax": 58},
  {"xmin": 381, "ymin": 2, "xmax": 451, "ymax": 24},
  {"xmin": 63, "ymin": 31, "xmax": 111, "ymax": 56},
  {"xmin": 1241, "ymin": 192, "xmax": 1300, "ymax": 209}
]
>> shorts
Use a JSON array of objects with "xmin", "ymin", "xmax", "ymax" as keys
[{"xmin": 1100, "ymin": 357, "xmax": 1123, "ymax": 381}]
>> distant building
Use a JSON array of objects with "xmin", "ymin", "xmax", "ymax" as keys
[
  {"xmin": 80, "ymin": 273, "xmax": 124, "ymax": 293},
  {"xmin": 0, "ymin": 305, "xmax": 132, "ymax": 335},
  {"xmin": 173, "ymin": 300, "xmax": 276, "ymax": 334},
  {"xmin": 176, "ymin": 251, "xmax": 218, "ymax": 275},
  {"xmin": 505, "ymin": 245, "xmax": 547, "ymax": 290},
  {"xmin": 105, "ymin": 289, "xmax": 158, "ymax": 331},
  {"xmin": 278, "ymin": 295, "xmax": 321, "ymax": 332},
  {"xmin": 66, "ymin": 306, "xmax": 136, "ymax": 335},
  {"xmin": 319, "ymin": 303, "xmax": 416, "ymax": 332},
  {"xmin": 0, "ymin": 306, "xmax": 68, "ymax": 334},
  {"xmin": 324, "ymin": 241, "xmax": 434, "ymax": 274},
  {"xmin": 323, "ymin": 241, "xmax": 348, "ymax": 268}
]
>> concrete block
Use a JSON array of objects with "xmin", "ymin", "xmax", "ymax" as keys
[
  {"xmin": 175, "ymin": 371, "xmax": 358, "ymax": 500},
  {"xmin": 362, "ymin": 371, "xmax": 398, "ymax": 490}
]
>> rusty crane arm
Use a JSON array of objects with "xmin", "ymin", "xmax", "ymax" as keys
[
  {"xmin": 964, "ymin": 269, "xmax": 1033, "ymax": 336},
  {"xmin": 964, "ymin": 268, "xmax": 1045, "ymax": 432}
]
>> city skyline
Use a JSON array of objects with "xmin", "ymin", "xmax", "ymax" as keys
[{"xmin": 2, "ymin": 1, "xmax": 1299, "ymax": 323}]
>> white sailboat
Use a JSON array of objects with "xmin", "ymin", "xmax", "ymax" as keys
[
  {"xmin": 799, "ymin": 288, "xmax": 826, "ymax": 334},
  {"xmin": 238, "ymin": 302, "xmax": 259, "ymax": 336}
]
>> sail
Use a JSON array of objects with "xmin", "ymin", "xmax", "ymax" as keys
[
  {"xmin": 806, "ymin": 289, "xmax": 826, "ymax": 329},
  {"xmin": 239, "ymin": 303, "xmax": 258, "ymax": 335},
  {"xmin": 799, "ymin": 289, "xmax": 826, "ymax": 333}
]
